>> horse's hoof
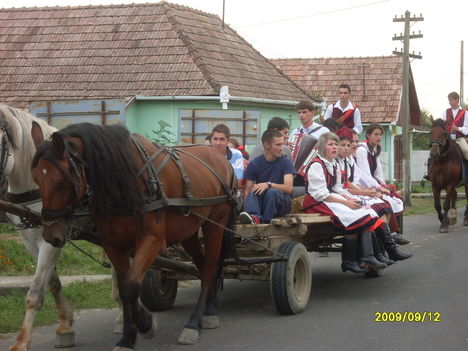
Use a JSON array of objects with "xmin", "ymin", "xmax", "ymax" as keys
[
  {"xmin": 8, "ymin": 343, "xmax": 28, "ymax": 351},
  {"xmin": 113, "ymin": 314, "xmax": 124, "ymax": 334},
  {"xmin": 113, "ymin": 321, "xmax": 123, "ymax": 334},
  {"xmin": 141, "ymin": 314, "xmax": 158, "ymax": 339},
  {"xmin": 112, "ymin": 347, "xmax": 133, "ymax": 351},
  {"xmin": 55, "ymin": 331, "xmax": 75, "ymax": 348},
  {"xmin": 178, "ymin": 328, "xmax": 199, "ymax": 345},
  {"xmin": 202, "ymin": 315, "xmax": 220, "ymax": 329}
]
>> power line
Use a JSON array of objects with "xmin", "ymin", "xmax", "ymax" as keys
[{"xmin": 238, "ymin": 0, "xmax": 390, "ymax": 28}]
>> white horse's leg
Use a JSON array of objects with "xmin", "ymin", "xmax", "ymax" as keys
[
  {"xmin": 8, "ymin": 231, "xmax": 69, "ymax": 351},
  {"xmin": 48, "ymin": 271, "xmax": 75, "ymax": 347},
  {"xmin": 111, "ymin": 263, "xmax": 124, "ymax": 334}
]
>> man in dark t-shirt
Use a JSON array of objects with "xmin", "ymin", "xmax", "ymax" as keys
[{"xmin": 239, "ymin": 129, "xmax": 296, "ymax": 224}]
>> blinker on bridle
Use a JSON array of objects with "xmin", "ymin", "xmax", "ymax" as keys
[{"xmin": 41, "ymin": 142, "xmax": 89, "ymax": 226}]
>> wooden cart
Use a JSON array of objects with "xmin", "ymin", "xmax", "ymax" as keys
[
  {"xmin": 140, "ymin": 213, "xmax": 345, "ymax": 315},
  {"xmin": 0, "ymin": 200, "xmax": 344, "ymax": 315}
]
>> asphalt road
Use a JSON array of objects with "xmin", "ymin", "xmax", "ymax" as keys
[{"xmin": 1, "ymin": 209, "xmax": 468, "ymax": 351}]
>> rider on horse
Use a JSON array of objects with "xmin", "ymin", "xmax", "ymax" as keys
[{"xmin": 425, "ymin": 91, "xmax": 468, "ymax": 180}]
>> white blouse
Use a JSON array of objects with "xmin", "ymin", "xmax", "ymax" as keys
[
  {"xmin": 307, "ymin": 155, "xmax": 347, "ymax": 201},
  {"xmin": 355, "ymin": 142, "xmax": 384, "ymax": 188}
]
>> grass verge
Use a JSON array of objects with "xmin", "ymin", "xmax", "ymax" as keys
[
  {"xmin": 0, "ymin": 233, "xmax": 110, "ymax": 276},
  {"xmin": 0, "ymin": 279, "xmax": 116, "ymax": 335},
  {"xmin": 404, "ymin": 198, "xmax": 466, "ymax": 216}
]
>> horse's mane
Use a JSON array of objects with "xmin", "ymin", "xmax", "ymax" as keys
[
  {"xmin": 432, "ymin": 118, "xmax": 447, "ymax": 129},
  {"xmin": 34, "ymin": 123, "xmax": 143, "ymax": 217},
  {"xmin": 0, "ymin": 104, "xmax": 57, "ymax": 192}
]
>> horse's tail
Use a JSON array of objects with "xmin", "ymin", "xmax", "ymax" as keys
[
  {"xmin": 220, "ymin": 201, "xmax": 238, "ymax": 261},
  {"xmin": 214, "ymin": 201, "xmax": 238, "ymax": 293}
]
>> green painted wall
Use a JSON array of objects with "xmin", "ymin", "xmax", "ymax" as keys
[
  {"xmin": 124, "ymin": 100, "xmax": 298, "ymax": 146},
  {"xmin": 125, "ymin": 100, "xmax": 398, "ymax": 181}
]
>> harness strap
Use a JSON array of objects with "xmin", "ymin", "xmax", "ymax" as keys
[
  {"xmin": 166, "ymin": 148, "xmax": 193, "ymax": 198},
  {"xmin": 130, "ymin": 136, "xmax": 239, "ymax": 212},
  {"xmin": 6, "ymin": 189, "xmax": 41, "ymax": 205},
  {"xmin": 142, "ymin": 195, "xmax": 231, "ymax": 212},
  {"xmin": 42, "ymin": 206, "xmax": 74, "ymax": 219},
  {"xmin": 174, "ymin": 147, "xmax": 238, "ymax": 202}
]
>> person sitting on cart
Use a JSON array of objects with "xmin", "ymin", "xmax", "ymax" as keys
[
  {"xmin": 349, "ymin": 128, "xmax": 406, "ymax": 244},
  {"xmin": 355, "ymin": 123, "xmax": 410, "ymax": 247},
  {"xmin": 239, "ymin": 129, "xmax": 295, "ymax": 224},
  {"xmin": 302, "ymin": 132, "xmax": 387, "ymax": 273},
  {"xmin": 250, "ymin": 117, "xmax": 292, "ymax": 160},
  {"xmin": 335, "ymin": 127, "xmax": 410, "ymax": 265},
  {"xmin": 210, "ymin": 124, "xmax": 245, "ymax": 190}
]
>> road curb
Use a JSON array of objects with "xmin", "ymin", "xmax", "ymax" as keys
[{"xmin": 0, "ymin": 275, "xmax": 112, "ymax": 296}]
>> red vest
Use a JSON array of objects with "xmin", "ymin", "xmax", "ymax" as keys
[
  {"xmin": 446, "ymin": 108, "xmax": 466, "ymax": 138},
  {"xmin": 332, "ymin": 105, "xmax": 356, "ymax": 129},
  {"xmin": 358, "ymin": 143, "xmax": 379, "ymax": 181},
  {"xmin": 309, "ymin": 158, "xmax": 337, "ymax": 192}
]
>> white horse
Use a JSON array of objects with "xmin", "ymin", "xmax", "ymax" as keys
[
  {"xmin": 0, "ymin": 105, "xmax": 74, "ymax": 351},
  {"xmin": 0, "ymin": 105, "xmax": 122, "ymax": 351}
]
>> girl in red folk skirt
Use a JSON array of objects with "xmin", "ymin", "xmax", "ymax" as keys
[
  {"xmin": 335, "ymin": 127, "xmax": 400, "ymax": 266},
  {"xmin": 302, "ymin": 132, "xmax": 386, "ymax": 273}
]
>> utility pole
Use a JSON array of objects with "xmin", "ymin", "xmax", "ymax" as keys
[
  {"xmin": 221, "ymin": 0, "xmax": 226, "ymax": 29},
  {"xmin": 393, "ymin": 11, "xmax": 423, "ymax": 206},
  {"xmin": 461, "ymin": 41, "xmax": 464, "ymax": 105}
]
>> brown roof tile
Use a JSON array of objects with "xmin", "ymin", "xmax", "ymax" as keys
[
  {"xmin": 0, "ymin": 2, "xmax": 314, "ymax": 109},
  {"xmin": 273, "ymin": 56, "xmax": 421, "ymax": 124}
]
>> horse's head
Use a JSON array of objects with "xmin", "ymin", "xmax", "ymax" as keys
[
  {"xmin": 32, "ymin": 132, "xmax": 88, "ymax": 248},
  {"xmin": 429, "ymin": 119, "xmax": 449, "ymax": 159}
]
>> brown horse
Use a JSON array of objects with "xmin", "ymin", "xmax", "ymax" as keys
[
  {"xmin": 31, "ymin": 123, "xmax": 238, "ymax": 351},
  {"xmin": 429, "ymin": 119, "xmax": 468, "ymax": 232}
]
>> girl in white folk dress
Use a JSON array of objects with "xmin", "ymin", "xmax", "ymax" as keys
[
  {"xmin": 302, "ymin": 133, "xmax": 386, "ymax": 273},
  {"xmin": 355, "ymin": 124, "xmax": 412, "ymax": 260},
  {"xmin": 336, "ymin": 127, "xmax": 398, "ymax": 266}
]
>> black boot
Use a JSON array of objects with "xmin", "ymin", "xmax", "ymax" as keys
[
  {"xmin": 371, "ymin": 232, "xmax": 394, "ymax": 266},
  {"xmin": 376, "ymin": 224, "xmax": 413, "ymax": 261},
  {"xmin": 423, "ymin": 157, "xmax": 432, "ymax": 181},
  {"xmin": 359, "ymin": 232, "xmax": 387, "ymax": 270},
  {"xmin": 341, "ymin": 238, "xmax": 369, "ymax": 273}
]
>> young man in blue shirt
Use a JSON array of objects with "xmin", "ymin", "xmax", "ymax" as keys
[
  {"xmin": 210, "ymin": 124, "xmax": 244, "ymax": 190},
  {"xmin": 240, "ymin": 129, "xmax": 295, "ymax": 224}
]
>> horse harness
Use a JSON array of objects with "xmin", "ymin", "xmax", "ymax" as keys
[
  {"xmin": 429, "ymin": 132, "xmax": 454, "ymax": 159},
  {"xmin": 40, "ymin": 136, "xmax": 240, "ymax": 224},
  {"xmin": 130, "ymin": 136, "xmax": 239, "ymax": 213}
]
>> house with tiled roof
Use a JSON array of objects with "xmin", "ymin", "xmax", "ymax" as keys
[
  {"xmin": 273, "ymin": 56, "xmax": 422, "ymax": 181},
  {"xmin": 0, "ymin": 1, "xmax": 317, "ymax": 145}
]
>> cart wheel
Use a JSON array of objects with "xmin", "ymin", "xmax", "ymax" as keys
[
  {"xmin": 270, "ymin": 241, "xmax": 312, "ymax": 315},
  {"xmin": 140, "ymin": 268, "xmax": 178, "ymax": 311}
]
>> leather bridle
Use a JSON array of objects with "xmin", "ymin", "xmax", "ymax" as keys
[
  {"xmin": 40, "ymin": 142, "xmax": 91, "ymax": 226},
  {"xmin": 429, "ymin": 131, "xmax": 452, "ymax": 159}
]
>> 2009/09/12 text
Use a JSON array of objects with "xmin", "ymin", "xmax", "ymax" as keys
[{"xmin": 374, "ymin": 312, "xmax": 441, "ymax": 323}]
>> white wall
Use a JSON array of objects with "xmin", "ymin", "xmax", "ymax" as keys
[
  {"xmin": 411, "ymin": 150, "xmax": 430, "ymax": 181},
  {"xmin": 380, "ymin": 150, "xmax": 429, "ymax": 182}
]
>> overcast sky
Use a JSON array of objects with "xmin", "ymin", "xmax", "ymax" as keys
[{"xmin": 3, "ymin": 0, "xmax": 468, "ymax": 116}]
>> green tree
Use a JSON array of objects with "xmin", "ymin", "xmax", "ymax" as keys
[
  {"xmin": 148, "ymin": 120, "xmax": 176, "ymax": 146},
  {"xmin": 412, "ymin": 108, "xmax": 432, "ymax": 150},
  {"xmin": 420, "ymin": 108, "xmax": 433, "ymax": 128}
]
